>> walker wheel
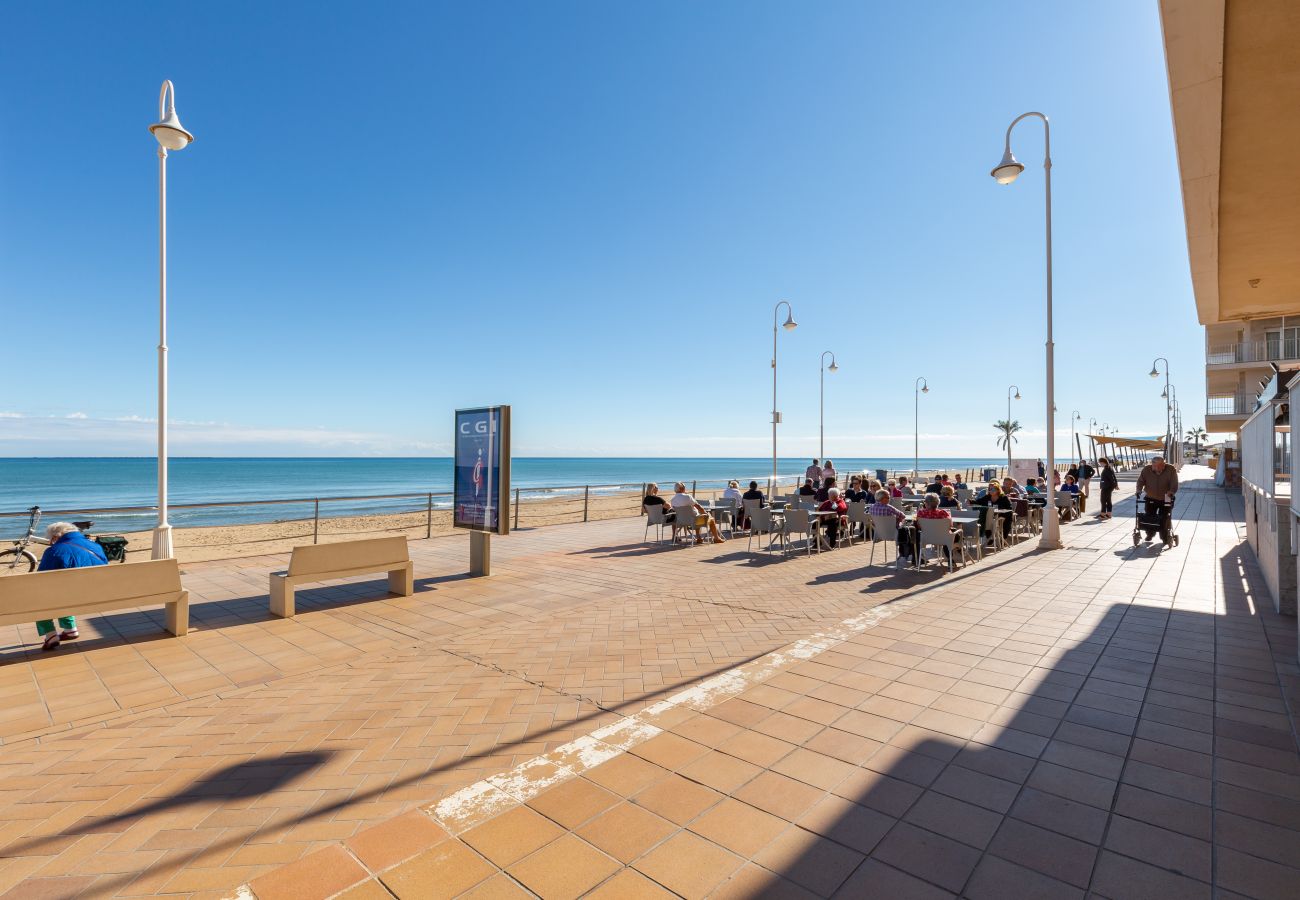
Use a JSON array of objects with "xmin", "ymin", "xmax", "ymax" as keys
[
  {"xmin": 1132, "ymin": 531, "xmax": 1140, "ymax": 546},
  {"xmin": 1173, "ymin": 535, "xmax": 1179, "ymax": 547}
]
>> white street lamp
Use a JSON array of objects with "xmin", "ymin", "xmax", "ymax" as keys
[
  {"xmin": 148, "ymin": 80, "xmax": 194, "ymax": 560},
  {"xmin": 914, "ymin": 377, "xmax": 929, "ymax": 478},
  {"xmin": 1005, "ymin": 385, "xmax": 1020, "ymax": 471},
  {"xmin": 1089, "ymin": 417, "xmax": 1098, "ymax": 460},
  {"xmin": 991, "ymin": 112, "xmax": 1060, "ymax": 549},
  {"xmin": 1071, "ymin": 410, "xmax": 1081, "ymax": 462},
  {"xmin": 771, "ymin": 301, "xmax": 797, "ymax": 494},
  {"xmin": 1150, "ymin": 357, "xmax": 1171, "ymax": 458},
  {"xmin": 819, "ymin": 351, "xmax": 837, "ymax": 461}
]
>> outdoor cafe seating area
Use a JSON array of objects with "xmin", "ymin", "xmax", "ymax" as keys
[{"xmin": 644, "ymin": 475, "xmax": 1084, "ymax": 574}]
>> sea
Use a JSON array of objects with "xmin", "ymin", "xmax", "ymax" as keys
[{"xmin": 0, "ymin": 457, "xmax": 1015, "ymax": 537}]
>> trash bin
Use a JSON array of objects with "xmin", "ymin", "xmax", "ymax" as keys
[
  {"xmin": 981, "ymin": 467, "xmax": 998, "ymax": 482},
  {"xmin": 93, "ymin": 535, "xmax": 129, "ymax": 563}
]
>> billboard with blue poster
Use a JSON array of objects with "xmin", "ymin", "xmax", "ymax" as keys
[{"xmin": 454, "ymin": 406, "xmax": 511, "ymax": 534}]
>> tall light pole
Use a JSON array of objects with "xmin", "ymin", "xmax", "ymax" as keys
[
  {"xmin": 1005, "ymin": 385, "xmax": 1021, "ymax": 470},
  {"xmin": 991, "ymin": 111, "xmax": 1060, "ymax": 549},
  {"xmin": 1071, "ymin": 410, "xmax": 1081, "ymax": 462},
  {"xmin": 148, "ymin": 80, "xmax": 195, "ymax": 560},
  {"xmin": 771, "ymin": 301, "xmax": 797, "ymax": 494},
  {"xmin": 1150, "ymin": 357, "xmax": 1171, "ymax": 458},
  {"xmin": 1089, "ymin": 417, "xmax": 1099, "ymax": 460},
  {"xmin": 819, "ymin": 351, "xmax": 838, "ymax": 461},
  {"xmin": 914, "ymin": 377, "xmax": 929, "ymax": 478}
]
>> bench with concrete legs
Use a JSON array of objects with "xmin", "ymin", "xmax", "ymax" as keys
[
  {"xmin": 0, "ymin": 558, "xmax": 189, "ymax": 637},
  {"xmin": 270, "ymin": 536, "xmax": 414, "ymax": 618}
]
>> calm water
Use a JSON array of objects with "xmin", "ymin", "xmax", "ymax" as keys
[{"xmin": 0, "ymin": 457, "xmax": 1013, "ymax": 536}]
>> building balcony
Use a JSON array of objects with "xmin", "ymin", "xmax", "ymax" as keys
[
  {"xmin": 1207, "ymin": 391, "xmax": 1258, "ymax": 418},
  {"xmin": 1208, "ymin": 340, "xmax": 1300, "ymax": 367}
]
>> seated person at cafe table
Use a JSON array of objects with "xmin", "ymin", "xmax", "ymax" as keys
[
  {"xmin": 1000, "ymin": 477, "xmax": 1024, "ymax": 499},
  {"xmin": 1023, "ymin": 479, "xmax": 1041, "ymax": 495},
  {"xmin": 669, "ymin": 483, "xmax": 726, "ymax": 543},
  {"xmin": 643, "ymin": 483, "xmax": 675, "ymax": 523},
  {"xmin": 818, "ymin": 487, "xmax": 849, "ymax": 548},
  {"xmin": 953, "ymin": 475, "xmax": 969, "ymax": 490},
  {"xmin": 721, "ymin": 480, "xmax": 744, "ymax": 507},
  {"xmin": 815, "ymin": 476, "xmax": 837, "ymax": 503},
  {"xmin": 925, "ymin": 475, "xmax": 944, "ymax": 494},
  {"xmin": 740, "ymin": 480, "xmax": 765, "ymax": 529},
  {"xmin": 868, "ymin": 489, "xmax": 913, "ymax": 565},
  {"xmin": 916, "ymin": 493, "xmax": 960, "ymax": 563},
  {"xmin": 897, "ymin": 476, "xmax": 916, "ymax": 496},
  {"xmin": 971, "ymin": 482, "xmax": 1014, "ymax": 542},
  {"xmin": 798, "ymin": 478, "xmax": 817, "ymax": 497},
  {"xmin": 938, "ymin": 485, "xmax": 960, "ymax": 509},
  {"xmin": 844, "ymin": 475, "xmax": 868, "ymax": 504},
  {"xmin": 1058, "ymin": 474, "xmax": 1081, "ymax": 520}
]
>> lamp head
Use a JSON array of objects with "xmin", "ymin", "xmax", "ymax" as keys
[
  {"xmin": 782, "ymin": 312, "xmax": 797, "ymax": 331},
  {"xmin": 922, "ymin": 384, "xmax": 929, "ymax": 394},
  {"xmin": 828, "ymin": 361, "xmax": 838, "ymax": 373},
  {"xmin": 1148, "ymin": 366, "xmax": 1159, "ymax": 378},
  {"xmin": 1014, "ymin": 391, "xmax": 1021, "ymax": 401},
  {"xmin": 990, "ymin": 148, "xmax": 1024, "ymax": 184},
  {"xmin": 149, "ymin": 80, "xmax": 194, "ymax": 151}
]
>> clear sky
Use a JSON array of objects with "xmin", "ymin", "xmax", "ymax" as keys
[{"xmin": 0, "ymin": 1, "xmax": 1205, "ymax": 458}]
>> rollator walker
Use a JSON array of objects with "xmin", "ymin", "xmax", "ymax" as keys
[{"xmin": 1134, "ymin": 493, "xmax": 1179, "ymax": 549}]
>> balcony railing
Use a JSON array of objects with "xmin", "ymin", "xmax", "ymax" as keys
[
  {"xmin": 1207, "ymin": 392, "xmax": 1258, "ymax": 417},
  {"xmin": 1208, "ymin": 340, "xmax": 1300, "ymax": 366}
]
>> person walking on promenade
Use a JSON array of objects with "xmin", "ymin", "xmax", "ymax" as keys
[
  {"xmin": 1097, "ymin": 457, "xmax": 1118, "ymax": 519},
  {"xmin": 35, "ymin": 522, "xmax": 107, "ymax": 651},
  {"xmin": 805, "ymin": 459, "xmax": 823, "ymax": 489},
  {"xmin": 1134, "ymin": 455, "xmax": 1178, "ymax": 543}
]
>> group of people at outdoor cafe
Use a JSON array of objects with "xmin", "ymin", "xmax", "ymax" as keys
[{"xmin": 642, "ymin": 455, "xmax": 1126, "ymax": 567}]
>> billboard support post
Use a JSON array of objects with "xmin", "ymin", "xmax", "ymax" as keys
[{"xmin": 470, "ymin": 531, "xmax": 491, "ymax": 576}]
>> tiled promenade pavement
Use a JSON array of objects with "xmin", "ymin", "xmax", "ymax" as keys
[{"xmin": 0, "ymin": 469, "xmax": 1296, "ymax": 898}]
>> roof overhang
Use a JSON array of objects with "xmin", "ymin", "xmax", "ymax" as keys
[{"xmin": 1159, "ymin": 0, "xmax": 1300, "ymax": 325}]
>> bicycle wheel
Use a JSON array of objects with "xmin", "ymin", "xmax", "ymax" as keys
[{"xmin": 0, "ymin": 548, "xmax": 37, "ymax": 575}]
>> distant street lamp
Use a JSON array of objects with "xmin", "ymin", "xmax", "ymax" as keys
[
  {"xmin": 991, "ymin": 111, "xmax": 1059, "ymax": 549},
  {"xmin": 820, "ymin": 351, "xmax": 838, "ymax": 461},
  {"xmin": 148, "ymin": 80, "xmax": 195, "ymax": 560},
  {"xmin": 1150, "ymin": 357, "xmax": 1171, "ymax": 457},
  {"xmin": 771, "ymin": 301, "xmax": 797, "ymax": 494},
  {"xmin": 1004, "ymin": 385, "xmax": 1021, "ymax": 470},
  {"xmin": 1070, "ymin": 410, "xmax": 1081, "ymax": 461},
  {"xmin": 1089, "ymin": 417, "xmax": 1099, "ymax": 459},
  {"xmin": 914, "ymin": 377, "xmax": 929, "ymax": 478}
]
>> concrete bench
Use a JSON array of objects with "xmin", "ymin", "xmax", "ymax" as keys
[
  {"xmin": 270, "ymin": 536, "xmax": 414, "ymax": 618},
  {"xmin": 0, "ymin": 559, "xmax": 189, "ymax": 636}
]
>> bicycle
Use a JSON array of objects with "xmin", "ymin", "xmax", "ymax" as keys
[{"xmin": 1, "ymin": 506, "xmax": 48, "ymax": 575}]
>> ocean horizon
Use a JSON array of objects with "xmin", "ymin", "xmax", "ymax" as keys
[{"xmin": 0, "ymin": 456, "xmax": 1045, "ymax": 536}]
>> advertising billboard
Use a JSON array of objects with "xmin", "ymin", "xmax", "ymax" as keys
[
  {"xmin": 454, "ymin": 406, "xmax": 511, "ymax": 534},
  {"xmin": 1010, "ymin": 458, "xmax": 1041, "ymax": 487}
]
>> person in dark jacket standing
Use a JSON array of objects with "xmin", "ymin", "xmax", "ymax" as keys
[
  {"xmin": 1097, "ymin": 457, "xmax": 1119, "ymax": 519},
  {"xmin": 35, "ymin": 523, "xmax": 107, "ymax": 651}
]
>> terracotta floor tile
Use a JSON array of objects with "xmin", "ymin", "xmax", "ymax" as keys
[
  {"xmin": 506, "ymin": 834, "xmax": 619, "ymax": 900},
  {"xmin": 964, "ymin": 854, "xmax": 1083, "ymax": 900},
  {"xmin": 246, "ymin": 843, "xmax": 367, "ymax": 900},
  {"xmin": 688, "ymin": 798, "xmax": 789, "ymax": 857},
  {"xmin": 1090, "ymin": 849, "xmax": 1211, "ymax": 900},
  {"xmin": 871, "ymin": 821, "xmax": 982, "ymax": 893},
  {"xmin": 582, "ymin": 867, "xmax": 676, "ymax": 898},
  {"xmin": 987, "ymin": 818, "xmax": 1097, "ymax": 888},
  {"xmin": 677, "ymin": 750, "xmax": 762, "ymax": 794},
  {"xmin": 795, "ymin": 793, "xmax": 894, "ymax": 855},
  {"xmin": 575, "ymin": 803, "xmax": 676, "ymax": 864},
  {"xmin": 333, "ymin": 879, "xmax": 397, "ymax": 900},
  {"xmin": 628, "ymin": 732, "xmax": 710, "ymax": 771},
  {"xmin": 710, "ymin": 862, "xmax": 820, "ymax": 899},
  {"xmin": 717, "ymin": 730, "xmax": 797, "ymax": 768},
  {"xmin": 379, "ymin": 840, "xmax": 495, "ymax": 900},
  {"xmin": 904, "ymin": 791, "xmax": 1004, "ymax": 850},
  {"xmin": 524, "ymin": 777, "xmax": 620, "ymax": 833},
  {"xmin": 462, "ymin": 806, "xmax": 566, "ymax": 868},
  {"xmin": 630, "ymin": 774, "xmax": 723, "ymax": 825},
  {"xmin": 457, "ymin": 873, "xmax": 535, "ymax": 899},
  {"xmin": 632, "ymin": 831, "xmax": 743, "ymax": 898},
  {"xmin": 733, "ymin": 771, "xmax": 825, "ymax": 821},
  {"xmin": 344, "ymin": 809, "xmax": 449, "ymax": 873},
  {"xmin": 771, "ymin": 747, "xmax": 859, "ymax": 791},
  {"xmin": 752, "ymin": 824, "xmax": 865, "ymax": 896},
  {"xmin": 584, "ymin": 756, "xmax": 669, "ymax": 799},
  {"xmin": 836, "ymin": 857, "xmax": 956, "ymax": 899}
]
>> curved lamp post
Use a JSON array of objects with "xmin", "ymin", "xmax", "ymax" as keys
[
  {"xmin": 1071, "ymin": 410, "xmax": 1081, "ymax": 462},
  {"xmin": 914, "ymin": 377, "xmax": 929, "ymax": 478},
  {"xmin": 148, "ymin": 80, "xmax": 195, "ymax": 560},
  {"xmin": 992, "ymin": 111, "xmax": 1059, "ymax": 549},
  {"xmin": 1005, "ymin": 385, "xmax": 1021, "ymax": 470},
  {"xmin": 820, "ymin": 351, "xmax": 838, "ymax": 461},
  {"xmin": 771, "ymin": 301, "xmax": 797, "ymax": 493},
  {"xmin": 1150, "ymin": 357, "xmax": 1171, "ymax": 457},
  {"xmin": 1089, "ymin": 417, "xmax": 1099, "ymax": 460}
]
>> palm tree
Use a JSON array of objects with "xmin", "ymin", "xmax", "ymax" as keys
[
  {"xmin": 994, "ymin": 419, "xmax": 1022, "ymax": 469},
  {"xmin": 1186, "ymin": 426, "xmax": 1207, "ymax": 457}
]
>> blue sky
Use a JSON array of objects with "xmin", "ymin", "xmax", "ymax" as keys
[{"xmin": 0, "ymin": 1, "xmax": 1204, "ymax": 458}]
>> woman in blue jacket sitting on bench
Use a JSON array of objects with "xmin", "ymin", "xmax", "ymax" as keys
[{"xmin": 36, "ymin": 523, "xmax": 107, "ymax": 651}]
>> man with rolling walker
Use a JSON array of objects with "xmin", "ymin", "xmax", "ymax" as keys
[{"xmin": 1134, "ymin": 455, "xmax": 1179, "ymax": 548}]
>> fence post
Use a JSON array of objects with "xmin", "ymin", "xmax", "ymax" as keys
[
  {"xmin": 640, "ymin": 483, "xmax": 646, "ymax": 515},
  {"xmin": 514, "ymin": 488, "xmax": 520, "ymax": 529},
  {"xmin": 426, "ymin": 493, "xmax": 433, "ymax": 539},
  {"xmin": 313, "ymin": 499, "xmax": 320, "ymax": 544},
  {"xmin": 583, "ymin": 486, "xmax": 590, "ymax": 522},
  {"xmin": 692, "ymin": 480, "xmax": 697, "ymax": 494}
]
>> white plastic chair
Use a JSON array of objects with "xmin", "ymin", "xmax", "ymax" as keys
[
  {"xmin": 644, "ymin": 505, "xmax": 670, "ymax": 543},
  {"xmin": 918, "ymin": 517, "xmax": 967, "ymax": 573},
  {"xmin": 670, "ymin": 505, "xmax": 698, "ymax": 545},
  {"xmin": 782, "ymin": 509, "xmax": 817, "ymax": 557},
  {"xmin": 869, "ymin": 514, "xmax": 900, "ymax": 567},
  {"xmin": 955, "ymin": 488, "xmax": 970, "ymax": 507},
  {"xmin": 742, "ymin": 498, "xmax": 763, "ymax": 532},
  {"xmin": 846, "ymin": 501, "xmax": 868, "ymax": 544},
  {"xmin": 748, "ymin": 507, "xmax": 778, "ymax": 554}
]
